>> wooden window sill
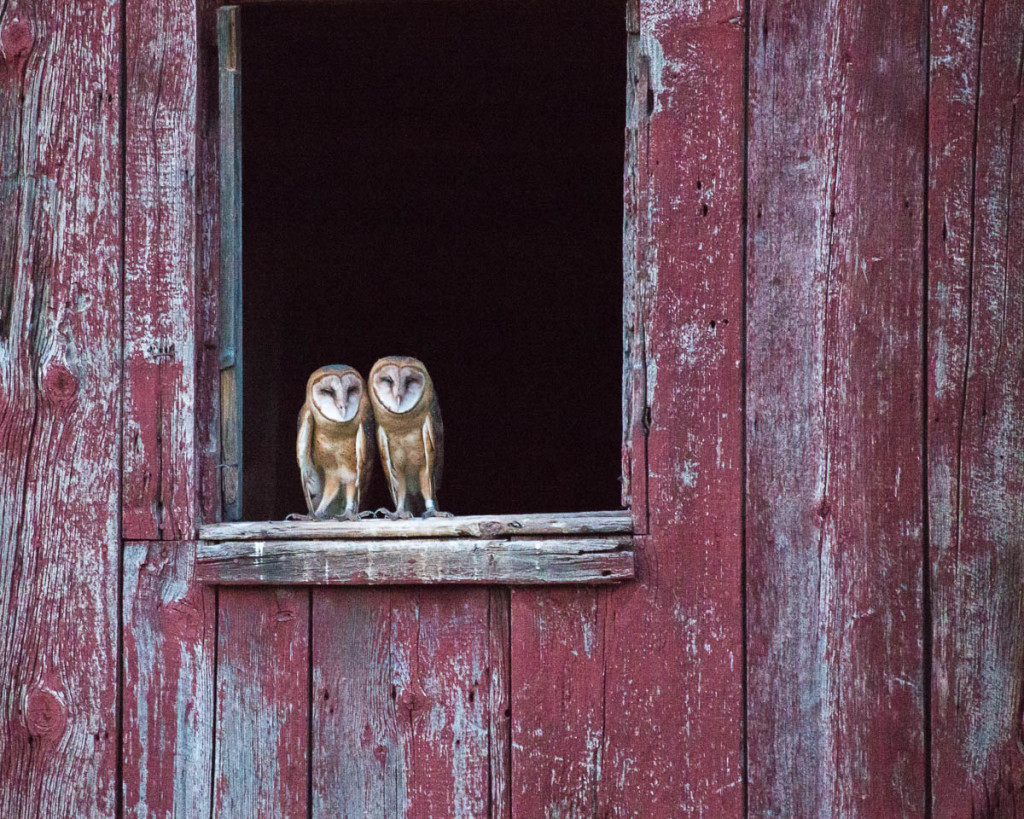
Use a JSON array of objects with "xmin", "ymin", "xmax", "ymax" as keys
[{"xmin": 197, "ymin": 511, "xmax": 634, "ymax": 586}]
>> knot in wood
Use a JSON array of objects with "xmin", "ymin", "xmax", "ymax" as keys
[
  {"xmin": 1, "ymin": 19, "xmax": 34, "ymax": 65},
  {"xmin": 42, "ymin": 362, "xmax": 79, "ymax": 405},
  {"xmin": 25, "ymin": 687, "xmax": 66, "ymax": 739}
]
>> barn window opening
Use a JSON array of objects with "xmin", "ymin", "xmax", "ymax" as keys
[{"xmin": 225, "ymin": 2, "xmax": 627, "ymax": 523}]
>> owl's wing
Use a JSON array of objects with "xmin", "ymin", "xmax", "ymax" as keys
[
  {"xmin": 296, "ymin": 405, "xmax": 321, "ymax": 513},
  {"xmin": 424, "ymin": 396, "xmax": 444, "ymax": 494},
  {"xmin": 377, "ymin": 425, "xmax": 399, "ymax": 506}
]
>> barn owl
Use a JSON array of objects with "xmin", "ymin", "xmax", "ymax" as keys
[
  {"xmin": 368, "ymin": 356, "xmax": 450, "ymax": 519},
  {"xmin": 294, "ymin": 365, "xmax": 375, "ymax": 520}
]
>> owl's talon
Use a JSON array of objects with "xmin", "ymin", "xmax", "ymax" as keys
[
  {"xmin": 357, "ymin": 510, "xmax": 376, "ymax": 519},
  {"xmin": 286, "ymin": 513, "xmax": 314, "ymax": 521},
  {"xmin": 422, "ymin": 509, "xmax": 453, "ymax": 519},
  {"xmin": 333, "ymin": 510, "xmax": 360, "ymax": 522},
  {"xmin": 380, "ymin": 510, "xmax": 414, "ymax": 521}
]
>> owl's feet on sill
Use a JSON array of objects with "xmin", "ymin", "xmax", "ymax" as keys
[
  {"xmin": 285, "ymin": 512, "xmax": 315, "ymax": 521},
  {"xmin": 422, "ymin": 509, "xmax": 453, "ymax": 519},
  {"xmin": 374, "ymin": 508, "xmax": 414, "ymax": 520}
]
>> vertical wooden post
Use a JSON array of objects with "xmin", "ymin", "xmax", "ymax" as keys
[{"xmin": 218, "ymin": 5, "xmax": 243, "ymax": 522}]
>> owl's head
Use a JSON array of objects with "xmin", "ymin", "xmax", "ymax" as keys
[
  {"xmin": 306, "ymin": 365, "xmax": 365, "ymax": 424},
  {"xmin": 369, "ymin": 356, "xmax": 431, "ymax": 414}
]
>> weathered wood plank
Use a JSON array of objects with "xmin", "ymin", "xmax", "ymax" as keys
[
  {"xmin": 311, "ymin": 588, "xmax": 501, "ymax": 817},
  {"xmin": 510, "ymin": 588, "xmax": 605, "ymax": 817},
  {"xmin": 393, "ymin": 589, "xmax": 493, "ymax": 817},
  {"xmin": 621, "ymin": 0, "xmax": 647, "ymax": 522},
  {"xmin": 123, "ymin": 541, "xmax": 216, "ymax": 818},
  {"xmin": 928, "ymin": 0, "xmax": 1024, "ymax": 813},
  {"xmin": 123, "ymin": 0, "xmax": 198, "ymax": 540},
  {"xmin": 213, "ymin": 587, "xmax": 309, "ymax": 817},
  {"xmin": 596, "ymin": 1, "xmax": 746, "ymax": 813},
  {"xmin": 487, "ymin": 587, "xmax": 511, "ymax": 819},
  {"xmin": 197, "ymin": 538, "xmax": 634, "ymax": 585},
  {"xmin": 217, "ymin": 5, "xmax": 243, "ymax": 522},
  {"xmin": 746, "ymin": 0, "xmax": 928, "ymax": 814},
  {"xmin": 0, "ymin": 0, "xmax": 122, "ymax": 814},
  {"xmin": 200, "ymin": 510, "xmax": 632, "ymax": 541},
  {"xmin": 196, "ymin": 0, "xmax": 222, "ymax": 527}
]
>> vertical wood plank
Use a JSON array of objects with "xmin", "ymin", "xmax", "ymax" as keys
[
  {"xmin": 123, "ymin": 0, "xmax": 198, "ymax": 540},
  {"xmin": 311, "ymin": 589, "xmax": 401, "ymax": 817},
  {"xmin": 746, "ymin": 0, "xmax": 928, "ymax": 814},
  {"xmin": 510, "ymin": 588, "xmax": 605, "ymax": 817},
  {"xmin": 600, "ymin": 0, "xmax": 746, "ymax": 813},
  {"xmin": 196, "ymin": 0, "xmax": 222, "ymax": 526},
  {"xmin": 487, "ymin": 588, "xmax": 511, "ymax": 819},
  {"xmin": 928, "ymin": 0, "xmax": 1024, "ymax": 813},
  {"xmin": 621, "ymin": 0, "xmax": 648, "ymax": 522},
  {"xmin": 0, "ymin": 0, "xmax": 122, "ymax": 814},
  {"xmin": 217, "ymin": 5, "xmax": 243, "ymax": 522},
  {"xmin": 214, "ymin": 588, "xmax": 310, "ymax": 817},
  {"xmin": 123, "ymin": 541, "xmax": 215, "ymax": 818},
  {"xmin": 312, "ymin": 588, "xmax": 499, "ymax": 817}
]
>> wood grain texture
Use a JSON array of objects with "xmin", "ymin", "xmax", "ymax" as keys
[
  {"xmin": 196, "ymin": 538, "xmax": 634, "ymax": 585},
  {"xmin": 621, "ymin": 0, "xmax": 647, "ymax": 521},
  {"xmin": 213, "ymin": 587, "xmax": 309, "ymax": 817},
  {"xmin": 599, "ymin": 0, "xmax": 746, "ymax": 813},
  {"xmin": 123, "ymin": 541, "xmax": 215, "ymax": 818},
  {"xmin": 510, "ymin": 588, "xmax": 605, "ymax": 817},
  {"xmin": 928, "ymin": 0, "xmax": 1024, "ymax": 813},
  {"xmin": 201, "ymin": 510, "xmax": 632, "ymax": 541},
  {"xmin": 0, "ymin": 0, "xmax": 122, "ymax": 814},
  {"xmin": 123, "ymin": 0, "xmax": 198, "ymax": 540},
  {"xmin": 746, "ymin": 0, "xmax": 928, "ymax": 814},
  {"xmin": 312, "ymin": 588, "xmax": 501, "ymax": 817}
]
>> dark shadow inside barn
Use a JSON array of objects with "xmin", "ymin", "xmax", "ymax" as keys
[{"xmin": 240, "ymin": 2, "xmax": 626, "ymax": 519}]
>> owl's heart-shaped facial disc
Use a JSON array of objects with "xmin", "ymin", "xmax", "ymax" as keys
[
  {"xmin": 372, "ymin": 364, "xmax": 425, "ymax": 414},
  {"xmin": 313, "ymin": 372, "xmax": 362, "ymax": 422}
]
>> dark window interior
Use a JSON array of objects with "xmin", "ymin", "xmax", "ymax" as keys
[{"xmin": 241, "ymin": 1, "xmax": 626, "ymax": 519}]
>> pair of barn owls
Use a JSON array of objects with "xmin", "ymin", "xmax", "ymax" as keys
[{"xmin": 295, "ymin": 357, "xmax": 448, "ymax": 520}]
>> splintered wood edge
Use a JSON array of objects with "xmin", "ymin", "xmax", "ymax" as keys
[
  {"xmin": 195, "ymin": 537, "xmax": 634, "ymax": 585},
  {"xmin": 199, "ymin": 510, "xmax": 633, "ymax": 541}
]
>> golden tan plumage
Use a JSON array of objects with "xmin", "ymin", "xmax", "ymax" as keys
[
  {"xmin": 368, "ymin": 356, "xmax": 449, "ymax": 519},
  {"xmin": 295, "ymin": 365, "xmax": 375, "ymax": 520}
]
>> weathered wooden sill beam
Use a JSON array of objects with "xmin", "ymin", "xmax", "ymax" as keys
[
  {"xmin": 199, "ymin": 509, "xmax": 632, "ymax": 541},
  {"xmin": 196, "ymin": 536, "xmax": 634, "ymax": 585}
]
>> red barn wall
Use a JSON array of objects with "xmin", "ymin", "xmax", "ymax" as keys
[{"xmin": 1, "ymin": 0, "xmax": 1022, "ymax": 816}]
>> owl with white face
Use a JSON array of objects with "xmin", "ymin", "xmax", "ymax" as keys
[
  {"xmin": 368, "ymin": 356, "xmax": 450, "ymax": 519},
  {"xmin": 295, "ymin": 365, "xmax": 375, "ymax": 520}
]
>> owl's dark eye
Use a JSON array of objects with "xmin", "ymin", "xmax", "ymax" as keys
[
  {"xmin": 321, "ymin": 387, "xmax": 335, "ymax": 397},
  {"xmin": 382, "ymin": 377, "xmax": 394, "ymax": 386}
]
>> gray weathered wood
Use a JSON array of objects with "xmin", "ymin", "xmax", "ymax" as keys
[
  {"xmin": 123, "ymin": 541, "xmax": 215, "ymax": 818},
  {"xmin": 200, "ymin": 510, "xmax": 632, "ymax": 541},
  {"xmin": 197, "ymin": 538, "xmax": 634, "ymax": 585},
  {"xmin": 0, "ymin": 0, "xmax": 122, "ymax": 813},
  {"xmin": 218, "ymin": 5, "xmax": 243, "ymax": 521}
]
